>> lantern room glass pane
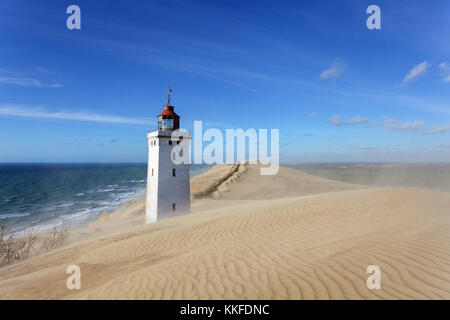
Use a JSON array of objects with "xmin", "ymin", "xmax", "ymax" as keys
[{"xmin": 158, "ymin": 116, "xmax": 174, "ymax": 130}]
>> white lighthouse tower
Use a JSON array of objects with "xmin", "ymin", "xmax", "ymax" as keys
[{"xmin": 145, "ymin": 89, "xmax": 191, "ymax": 224}]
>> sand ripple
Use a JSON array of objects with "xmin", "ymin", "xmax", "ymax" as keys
[{"xmin": 0, "ymin": 187, "xmax": 449, "ymax": 299}]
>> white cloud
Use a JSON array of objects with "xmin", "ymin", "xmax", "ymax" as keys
[
  {"xmin": 438, "ymin": 62, "xmax": 450, "ymax": 83},
  {"xmin": 384, "ymin": 117, "xmax": 426, "ymax": 131},
  {"xmin": 329, "ymin": 115, "xmax": 342, "ymax": 125},
  {"xmin": 308, "ymin": 112, "xmax": 319, "ymax": 118},
  {"xmin": 401, "ymin": 61, "xmax": 430, "ymax": 85},
  {"xmin": 328, "ymin": 115, "xmax": 367, "ymax": 126},
  {"xmin": 319, "ymin": 59, "xmax": 346, "ymax": 80},
  {"xmin": 0, "ymin": 77, "xmax": 62, "ymax": 88},
  {"xmin": 0, "ymin": 104, "xmax": 150, "ymax": 125},
  {"xmin": 423, "ymin": 124, "xmax": 450, "ymax": 135},
  {"xmin": 345, "ymin": 115, "xmax": 367, "ymax": 125}
]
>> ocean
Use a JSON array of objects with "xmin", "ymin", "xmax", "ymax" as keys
[{"xmin": 0, "ymin": 163, "xmax": 209, "ymax": 233}]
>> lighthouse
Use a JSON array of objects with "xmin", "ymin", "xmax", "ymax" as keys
[{"xmin": 145, "ymin": 89, "xmax": 191, "ymax": 224}]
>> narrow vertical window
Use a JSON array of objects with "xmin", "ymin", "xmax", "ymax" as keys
[
  {"xmin": 152, "ymin": 168, "xmax": 154, "ymax": 176},
  {"xmin": 172, "ymin": 203, "xmax": 176, "ymax": 211},
  {"xmin": 172, "ymin": 168, "xmax": 176, "ymax": 177},
  {"xmin": 169, "ymin": 140, "xmax": 172, "ymax": 145}
]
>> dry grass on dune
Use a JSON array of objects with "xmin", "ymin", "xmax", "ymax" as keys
[
  {"xmin": 0, "ymin": 185, "xmax": 449, "ymax": 299},
  {"xmin": 190, "ymin": 163, "xmax": 243, "ymax": 199},
  {"xmin": 0, "ymin": 221, "xmax": 69, "ymax": 268}
]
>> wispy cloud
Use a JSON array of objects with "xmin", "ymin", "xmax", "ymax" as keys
[
  {"xmin": 439, "ymin": 62, "xmax": 450, "ymax": 83},
  {"xmin": 351, "ymin": 145, "xmax": 387, "ymax": 151},
  {"xmin": 319, "ymin": 59, "xmax": 346, "ymax": 80},
  {"xmin": 0, "ymin": 104, "xmax": 150, "ymax": 125},
  {"xmin": 328, "ymin": 115, "xmax": 342, "ymax": 125},
  {"xmin": 328, "ymin": 115, "xmax": 367, "ymax": 126},
  {"xmin": 423, "ymin": 124, "xmax": 450, "ymax": 135},
  {"xmin": 401, "ymin": 61, "xmax": 429, "ymax": 85},
  {"xmin": 384, "ymin": 117, "xmax": 426, "ymax": 131},
  {"xmin": 308, "ymin": 112, "xmax": 319, "ymax": 118},
  {"xmin": 0, "ymin": 77, "xmax": 62, "ymax": 88},
  {"xmin": 346, "ymin": 115, "xmax": 367, "ymax": 125},
  {"xmin": 34, "ymin": 66, "xmax": 54, "ymax": 74}
]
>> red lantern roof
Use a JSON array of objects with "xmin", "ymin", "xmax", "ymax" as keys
[
  {"xmin": 157, "ymin": 88, "xmax": 180, "ymax": 130},
  {"xmin": 158, "ymin": 105, "xmax": 179, "ymax": 117}
]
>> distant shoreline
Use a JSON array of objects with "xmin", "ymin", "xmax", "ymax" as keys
[{"xmin": 289, "ymin": 163, "xmax": 450, "ymax": 193}]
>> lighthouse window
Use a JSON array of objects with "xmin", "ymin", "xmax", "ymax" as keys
[
  {"xmin": 172, "ymin": 203, "xmax": 176, "ymax": 211},
  {"xmin": 172, "ymin": 168, "xmax": 176, "ymax": 176},
  {"xmin": 169, "ymin": 140, "xmax": 172, "ymax": 145},
  {"xmin": 152, "ymin": 168, "xmax": 154, "ymax": 176},
  {"xmin": 158, "ymin": 117, "xmax": 174, "ymax": 130}
]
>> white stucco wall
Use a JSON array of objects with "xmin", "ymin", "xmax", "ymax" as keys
[{"xmin": 146, "ymin": 130, "xmax": 191, "ymax": 223}]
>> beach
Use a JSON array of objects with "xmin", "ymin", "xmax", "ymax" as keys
[{"xmin": 0, "ymin": 163, "xmax": 449, "ymax": 299}]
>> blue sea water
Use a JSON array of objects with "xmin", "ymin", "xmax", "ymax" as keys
[{"xmin": 0, "ymin": 163, "xmax": 209, "ymax": 233}]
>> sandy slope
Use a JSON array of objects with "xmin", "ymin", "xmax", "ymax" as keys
[
  {"xmin": 212, "ymin": 164, "xmax": 361, "ymax": 200},
  {"xmin": 80, "ymin": 163, "xmax": 359, "ymax": 237},
  {"xmin": 0, "ymin": 165, "xmax": 449, "ymax": 299}
]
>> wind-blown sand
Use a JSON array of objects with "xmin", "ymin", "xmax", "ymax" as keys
[{"xmin": 0, "ymin": 164, "xmax": 449, "ymax": 299}]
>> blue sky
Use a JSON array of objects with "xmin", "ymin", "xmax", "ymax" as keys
[{"xmin": 0, "ymin": 0, "xmax": 449, "ymax": 163}]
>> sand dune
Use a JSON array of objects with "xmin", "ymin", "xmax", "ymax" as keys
[
  {"xmin": 0, "ymin": 165, "xmax": 449, "ymax": 299},
  {"xmin": 211, "ymin": 164, "xmax": 361, "ymax": 200},
  {"xmin": 86, "ymin": 163, "xmax": 358, "ymax": 228}
]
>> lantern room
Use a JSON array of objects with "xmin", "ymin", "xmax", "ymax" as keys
[{"xmin": 157, "ymin": 89, "xmax": 180, "ymax": 131}]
